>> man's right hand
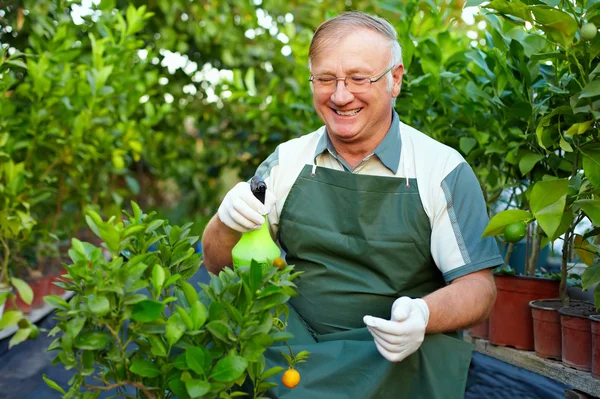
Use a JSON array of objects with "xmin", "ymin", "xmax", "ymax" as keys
[{"xmin": 217, "ymin": 182, "xmax": 276, "ymax": 233}]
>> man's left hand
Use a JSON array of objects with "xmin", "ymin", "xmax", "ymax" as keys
[{"xmin": 363, "ymin": 297, "xmax": 429, "ymax": 362}]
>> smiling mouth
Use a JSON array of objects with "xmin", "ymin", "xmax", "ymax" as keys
[{"xmin": 334, "ymin": 108, "xmax": 361, "ymax": 116}]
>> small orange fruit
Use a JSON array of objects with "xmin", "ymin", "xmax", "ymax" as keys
[
  {"xmin": 273, "ymin": 257, "xmax": 286, "ymax": 270},
  {"xmin": 282, "ymin": 368, "xmax": 300, "ymax": 389}
]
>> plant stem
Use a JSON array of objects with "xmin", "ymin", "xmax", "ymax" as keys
[
  {"xmin": 560, "ymin": 229, "xmax": 571, "ymax": 307},
  {"xmin": 527, "ymin": 224, "xmax": 542, "ymax": 276},
  {"xmin": 0, "ymin": 237, "xmax": 9, "ymax": 285},
  {"xmin": 84, "ymin": 381, "xmax": 157, "ymax": 399},
  {"xmin": 503, "ymin": 242, "xmax": 514, "ymax": 268}
]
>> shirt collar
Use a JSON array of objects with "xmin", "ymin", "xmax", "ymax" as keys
[{"xmin": 313, "ymin": 110, "xmax": 401, "ymax": 174}]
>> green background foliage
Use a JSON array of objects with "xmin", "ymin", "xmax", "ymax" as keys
[{"xmin": 0, "ymin": 0, "xmax": 598, "ymax": 302}]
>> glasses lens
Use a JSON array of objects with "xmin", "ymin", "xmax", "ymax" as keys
[
  {"xmin": 311, "ymin": 76, "xmax": 371, "ymax": 94},
  {"xmin": 346, "ymin": 77, "xmax": 370, "ymax": 94}
]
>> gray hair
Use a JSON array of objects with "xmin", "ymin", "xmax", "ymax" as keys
[{"xmin": 308, "ymin": 11, "xmax": 403, "ymax": 92}]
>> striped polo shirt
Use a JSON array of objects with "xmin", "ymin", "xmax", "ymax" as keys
[{"xmin": 256, "ymin": 111, "xmax": 503, "ymax": 282}]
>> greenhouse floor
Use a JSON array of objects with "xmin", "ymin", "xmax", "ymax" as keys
[{"xmin": 0, "ymin": 267, "xmax": 573, "ymax": 399}]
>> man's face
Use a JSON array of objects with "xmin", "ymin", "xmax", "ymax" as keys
[{"xmin": 310, "ymin": 29, "xmax": 404, "ymax": 147}]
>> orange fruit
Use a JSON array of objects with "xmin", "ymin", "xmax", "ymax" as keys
[
  {"xmin": 282, "ymin": 368, "xmax": 300, "ymax": 389},
  {"xmin": 504, "ymin": 221, "xmax": 527, "ymax": 243},
  {"xmin": 273, "ymin": 257, "xmax": 286, "ymax": 270}
]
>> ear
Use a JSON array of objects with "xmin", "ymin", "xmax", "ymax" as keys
[{"xmin": 391, "ymin": 64, "xmax": 404, "ymax": 98}]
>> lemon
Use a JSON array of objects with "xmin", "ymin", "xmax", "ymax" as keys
[
  {"xmin": 581, "ymin": 23, "xmax": 597, "ymax": 41},
  {"xmin": 504, "ymin": 221, "xmax": 527, "ymax": 243}
]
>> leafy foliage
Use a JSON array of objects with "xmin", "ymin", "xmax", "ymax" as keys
[{"xmin": 44, "ymin": 202, "xmax": 302, "ymax": 398}]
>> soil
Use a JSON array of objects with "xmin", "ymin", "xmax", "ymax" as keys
[{"xmin": 558, "ymin": 301, "xmax": 598, "ymax": 318}]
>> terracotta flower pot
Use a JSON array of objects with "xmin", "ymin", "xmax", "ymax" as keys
[
  {"xmin": 489, "ymin": 275, "xmax": 559, "ymax": 350},
  {"xmin": 469, "ymin": 318, "xmax": 490, "ymax": 339},
  {"xmin": 529, "ymin": 299, "xmax": 563, "ymax": 360},
  {"xmin": 589, "ymin": 314, "xmax": 600, "ymax": 379},
  {"xmin": 559, "ymin": 302, "xmax": 597, "ymax": 371}
]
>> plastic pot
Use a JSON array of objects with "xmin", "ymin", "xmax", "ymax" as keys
[
  {"xmin": 529, "ymin": 299, "xmax": 563, "ymax": 360},
  {"xmin": 469, "ymin": 319, "xmax": 490, "ymax": 339},
  {"xmin": 489, "ymin": 275, "xmax": 559, "ymax": 350},
  {"xmin": 590, "ymin": 314, "xmax": 600, "ymax": 379},
  {"xmin": 559, "ymin": 302, "xmax": 597, "ymax": 371}
]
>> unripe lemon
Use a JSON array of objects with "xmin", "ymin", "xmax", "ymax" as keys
[
  {"xmin": 504, "ymin": 221, "xmax": 527, "ymax": 243},
  {"xmin": 581, "ymin": 22, "xmax": 597, "ymax": 41},
  {"xmin": 282, "ymin": 368, "xmax": 300, "ymax": 389}
]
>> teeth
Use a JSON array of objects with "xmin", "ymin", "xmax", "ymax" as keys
[{"xmin": 335, "ymin": 108, "xmax": 361, "ymax": 116}]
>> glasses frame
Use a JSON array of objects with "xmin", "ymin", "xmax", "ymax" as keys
[{"xmin": 308, "ymin": 65, "xmax": 395, "ymax": 94}]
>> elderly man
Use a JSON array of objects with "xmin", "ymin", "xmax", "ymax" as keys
[{"xmin": 202, "ymin": 11, "xmax": 500, "ymax": 399}]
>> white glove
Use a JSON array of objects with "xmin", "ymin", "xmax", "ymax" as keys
[
  {"xmin": 217, "ymin": 182, "xmax": 276, "ymax": 233},
  {"xmin": 363, "ymin": 296, "xmax": 429, "ymax": 362}
]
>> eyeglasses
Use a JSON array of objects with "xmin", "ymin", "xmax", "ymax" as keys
[{"xmin": 309, "ymin": 65, "xmax": 394, "ymax": 94}]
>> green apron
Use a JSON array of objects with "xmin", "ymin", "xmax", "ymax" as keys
[{"xmin": 264, "ymin": 164, "xmax": 474, "ymax": 399}]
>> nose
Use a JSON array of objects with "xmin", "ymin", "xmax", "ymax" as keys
[{"xmin": 330, "ymin": 79, "xmax": 354, "ymax": 105}]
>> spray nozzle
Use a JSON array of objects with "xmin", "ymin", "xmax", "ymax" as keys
[{"xmin": 250, "ymin": 176, "xmax": 267, "ymax": 204}]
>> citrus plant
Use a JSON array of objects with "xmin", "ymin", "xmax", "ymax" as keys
[
  {"xmin": 43, "ymin": 202, "xmax": 303, "ymax": 398},
  {"xmin": 478, "ymin": 0, "xmax": 600, "ymax": 306}
]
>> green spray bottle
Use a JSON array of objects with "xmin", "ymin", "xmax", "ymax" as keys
[{"xmin": 231, "ymin": 176, "xmax": 280, "ymax": 270}]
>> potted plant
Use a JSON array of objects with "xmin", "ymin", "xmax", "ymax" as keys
[
  {"xmin": 0, "ymin": 156, "xmax": 41, "ymax": 346},
  {"xmin": 477, "ymin": 0, "xmax": 600, "ymax": 358},
  {"xmin": 43, "ymin": 202, "xmax": 307, "ymax": 398}
]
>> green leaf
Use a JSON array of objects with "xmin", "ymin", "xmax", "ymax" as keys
[
  {"xmin": 530, "ymin": 5, "xmax": 578, "ymax": 36},
  {"xmin": 250, "ymin": 260, "xmax": 263, "ymax": 293},
  {"xmin": 579, "ymin": 80, "xmax": 600, "ymax": 99},
  {"xmin": 244, "ymin": 67, "xmax": 257, "ymax": 95},
  {"xmin": 459, "ymin": 137, "xmax": 477, "ymax": 155},
  {"xmin": 519, "ymin": 153, "xmax": 544, "ymax": 175},
  {"xmin": 131, "ymin": 300, "xmax": 164, "ymax": 323},
  {"xmin": 184, "ymin": 379, "xmax": 211, "ymax": 398},
  {"xmin": 190, "ymin": 301, "xmax": 207, "ymax": 330},
  {"xmin": 575, "ymin": 199, "xmax": 600, "ymax": 226},
  {"xmin": 43, "ymin": 374, "xmax": 66, "ymax": 395},
  {"xmin": 166, "ymin": 313, "xmax": 186, "ymax": 345},
  {"xmin": 176, "ymin": 305, "xmax": 194, "ymax": 330},
  {"xmin": 88, "ymin": 295, "xmax": 110, "ymax": 316},
  {"xmin": 75, "ymin": 331, "xmax": 111, "ymax": 350},
  {"xmin": 67, "ymin": 316, "xmax": 87, "ymax": 338},
  {"xmin": 206, "ymin": 320, "xmax": 233, "ymax": 343},
  {"xmin": 11, "ymin": 278, "xmax": 33, "ymax": 305},
  {"xmin": 0, "ymin": 310, "xmax": 23, "ymax": 329},
  {"xmin": 43, "ymin": 295, "xmax": 69, "ymax": 310},
  {"xmin": 260, "ymin": 366, "xmax": 286, "ymax": 381},
  {"xmin": 250, "ymin": 293, "xmax": 290, "ymax": 313},
  {"xmin": 185, "ymin": 346, "xmax": 212, "ymax": 376},
  {"xmin": 583, "ymin": 146, "xmax": 600, "ymax": 189},
  {"xmin": 530, "ymin": 179, "xmax": 569, "ymax": 240},
  {"xmin": 148, "ymin": 335, "xmax": 168, "ymax": 357},
  {"xmin": 271, "ymin": 331, "xmax": 295, "ymax": 341},
  {"xmin": 582, "ymin": 264, "xmax": 600, "ymax": 290},
  {"xmin": 152, "ymin": 264, "xmax": 165, "ymax": 291},
  {"xmin": 145, "ymin": 219, "xmax": 164, "ymax": 233},
  {"xmin": 9, "ymin": 327, "xmax": 31, "ymax": 348},
  {"xmin": 210, "ymin": 355, "xmax": 248, "ymax": 383},
  {"xmin": 181, "ymin": 281, "xmax": 199, "ymax": 306},
  {"xmin": 594, "ymin": 285, "xmax": 600, "ymax": 311},
  {"xmin": 130, "ymin": 359, "xmax": 161, "ymax": 378},
  {"xmin": 487, "ymin": 0, "xmax": 532, "ymax": 22}
]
